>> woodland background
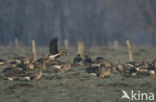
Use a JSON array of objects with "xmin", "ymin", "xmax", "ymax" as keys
[{"xmin": 0, "ymin": 0, "xmax": 156, "ymax": 46}]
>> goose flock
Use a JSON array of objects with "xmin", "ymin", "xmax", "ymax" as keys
[{"xmin": 0, "ymin": 38, "xmax": 156, "ymax": 82}]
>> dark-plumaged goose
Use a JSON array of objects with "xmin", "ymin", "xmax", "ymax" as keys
[
  {"xmin": 73, "ymin": 54, "xmax": 82, "ymax": 65},
  {"xmin": 127, "ymin": 61, "xmax": 138, "ymax": 77},
  {"xmin": 83, "ymin": 55, "xmax": 92, "ymax": 66},
  {"xmin": 85, "ymin": 65, "xmax": 99, "ymax": 74},
  {"xmin": 148, "ymin": 60, "xmax": 156, "ymax": 75},
  {"xmin": 49, "ymin": 37, "xmax": 60, "ymax": 60},
  {"xmin": 93, "ymin": 57, "xmax": 106, "ymax": 64},
  {"xmin": 91, "ymin": 57, "xmax": 106, "ymax": 67}
]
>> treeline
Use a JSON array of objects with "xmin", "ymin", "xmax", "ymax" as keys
[{"xmin": 0, "ymin": 0, "xmax": 156, "ymax": 46}]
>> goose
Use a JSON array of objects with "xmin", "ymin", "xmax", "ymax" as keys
[
  {"xmin": 153, "ymin": 59, "xmax": 156, "ymax": 71},
  {"xmin": 140, "ymin": 58, "xmax": 149, "ymax": 70},
  {"xmin": 49, "ymin": 37, "xmax": 65, "ymax": 60},
  {"xmin": 60, "ymin": 60, "xmax": 71, "ymax": 72},
  {"xmin": 97, "ymin": 64, "xmax": 111, "ymax": 79},
  {"xmin": 85, "ymin": 65, "xmax": 100, "ymax": 76},
  {"xmin": 116, "ymin": 62, "xmax": 125, "ymax": 75},
  {"xmin": 127, "ymin": 62, "xmax": 140, "ymax": 77},
  {"xmin": 28, "ymin": 61, "xmax": 45, "ymax": 81},
  {"xmin": 103, "ymin": 61, "xmax": 113, "ymax": 69},
  {"xmin": 2, "ymin": 59, "xmax": 45, "ymax": 81},
  {"xmin": 148, "ymin": 60, "xmax": 156, "ymax": 75},
  {"xmin": 83, "ymin": 55, "xmax": 92, "ymax": 66},
  {"xmin": 2, "ymin": 67, "xmax": 28, "ymax": 81},
  {"xmin": 7, "ymin": 56, "xmax": 31, "ymax": 68},
  {"xmin": 52, "ymin": 60, "xmax": 71, "ymax": 72},
  {"xmin": 91, "ymin": 57, "xmax": 106, "ymax": 67},
  {"xmin": 16, "ymin": 62, "xmax": 34, "ymax": 71},
  {"xmin": 0, "ymin": 58, "xmax": 6, "ymax": 65},
  {"xmin": 93, "ymin": 57, "xmax": 106, "ymax": 64},
  {"xmin": 73, "ymin": 54, "xmax": 82, "ymax": 65}
]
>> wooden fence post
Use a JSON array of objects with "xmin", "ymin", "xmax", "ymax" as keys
[
  {"xmin": 15, "ymin": 38, "xmax": 19, "ymax": 48},
  {"xmin": 113, "ymin": 40, "xmax": 119, "ymax": 49},
  {"xmin": 77, "ymin": 42, "xmax": 84, "ymax": 57},
  {"xmin": 64, "ymin": 40, "xmax": 69, "ymax": 49},
  {"xmin": 126, "ymin": 40, "xmax": 133, "ymax": 62},
  {"xmin": 32, "ymin": 40, "xmax": 37, "ymax": 61}
]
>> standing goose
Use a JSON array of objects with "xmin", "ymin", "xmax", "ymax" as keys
[
  {"xmin": 148, "ymin": 60, "xmax": 156, "ymax": 75},
  {"xmin": 73, "ymin": 54, "xmax": 82, "ymax": 65},
  {"xmin": 127, "ymin": 62, "xmax": 139, "ymax": 77},
  {"xmin": 83, "ymin": 55, "xmax": 92, "ymax": 66},
  {"xmin": 140, "ymin": 58, "xmax": 149, "ymax": 70},
  {"xmin": 116, "ymin": 62, "xmax": 125, "ymax": 75}
]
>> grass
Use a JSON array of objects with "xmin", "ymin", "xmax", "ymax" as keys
[{"xmin": 0, "ymin": 45, "xmax": 156, "ymax": 102}]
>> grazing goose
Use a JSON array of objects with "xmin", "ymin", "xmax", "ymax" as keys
[
  {"xmin": 0, "ymin": 58, "xmax": 6, "ymax": 65},
  {"xmin": 49, "ymin": 37, "xmax": 65, "ymax": 60},
  {"xmin": 91, "ymin": 57, "xmax": 106, "ymax": 67},
  {"xmin": 85, "ymin": 65, "xmax": 100, "ymax": 76},
  {"xmin": 93, "ymin": 57, "xmax": 105, "ymax": 64},
  {"xmin": 7, "ymin": 56, "xmax": 31, "ymax": 68},
  {"xmin": 2, "ymin": 67, "xmax": 28, "ymax": 81},
  {"xmin": 2, "ymin": 59, "xmax": 45, "ymax": 81},
  {"xmin": 16, "ymin": 62, "xmax": 34, "ymax": 71},
  {"xmin": 29, "ymin": 61, "xmax": 45, "ymax": 81},
  {"xmin": 52, "ymin": 60, "xmax": 71, "ymax": 72}
]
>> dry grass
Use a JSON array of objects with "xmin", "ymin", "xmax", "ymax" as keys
[{"xmin": 0, "ymin": 45, "xmax": 156, "ymax": 102}]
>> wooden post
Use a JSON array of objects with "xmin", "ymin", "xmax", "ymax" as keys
[
  {"xmin": 113, "ymin": 40, "xmax": 119, "ymax": 49},
  {"xmin": 15, "ymin": 38, "xmax": 19, "ymax": 48},
  {"xmin": 126, "ymin": 40, "xmax": 133, "ymax": 62},
  {"xmin": 32, "ymin": 40, "xmax": 37, "ymax": 61},
  {"xmin": 64, "ymin": 40, "xmax": 69, "ymax": 49},
  {"xmin": 77, "ymin": 42, "xmax": 84, "ymax": 57}
]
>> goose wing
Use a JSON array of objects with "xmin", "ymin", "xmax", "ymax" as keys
[{"xmin": 49, "ymin": 37, "xmax": 59, "ymax": 55}]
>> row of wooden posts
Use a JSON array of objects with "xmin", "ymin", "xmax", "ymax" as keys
[{"xmin": 14, "ymin": 38, "xmax": 133, "ymax": 62}]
